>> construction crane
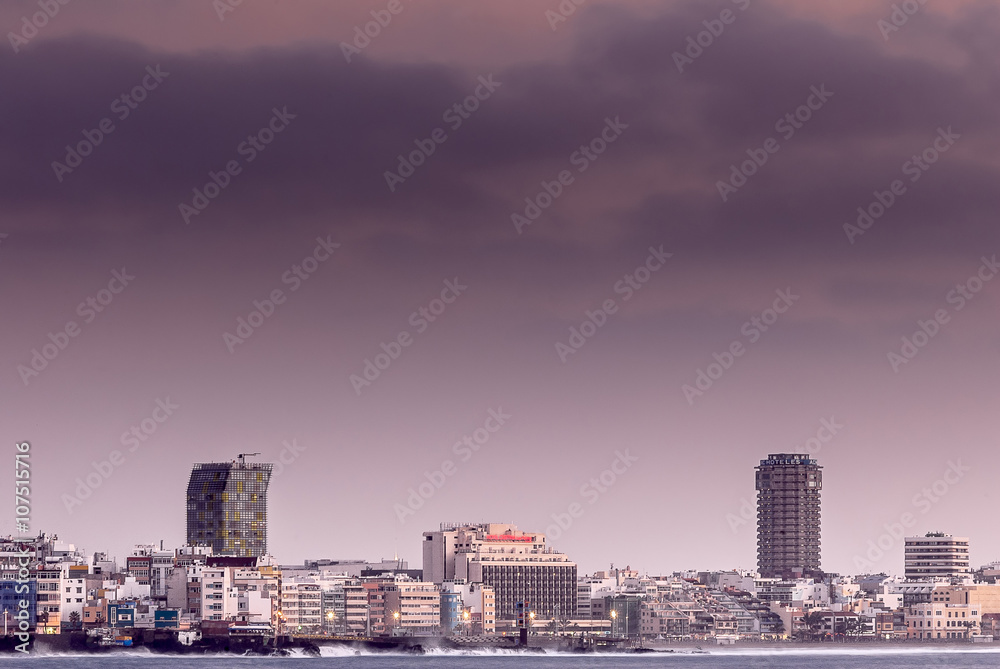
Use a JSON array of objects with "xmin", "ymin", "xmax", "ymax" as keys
[{"xmin": 237, "ymin": 452, "xmax": 260, "ymax": 465}]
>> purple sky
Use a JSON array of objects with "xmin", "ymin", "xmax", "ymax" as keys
[{"xmin": 2, "ymin": 0, "xmax": 999, "ymax": 577}]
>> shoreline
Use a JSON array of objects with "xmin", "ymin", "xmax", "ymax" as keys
[{"xmin": 3, "ymin": 633, "xmax": 998, "ymax": 657}]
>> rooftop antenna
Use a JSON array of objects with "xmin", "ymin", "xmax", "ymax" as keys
[{"xmin": 237, "ymin": 452, "xmax": 260, "ymax": 465}]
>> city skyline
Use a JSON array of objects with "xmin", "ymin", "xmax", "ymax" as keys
[
  {"xmin": 3, "ymin": 0, "xmax": 999, "ymax": 579},
  {"xmin": 7, "ymin": 525, "xmax": 998, "ymax": 646},
  {"xmin": 5, "ymin": 517, "xmax": 990, "ymax": 585},
  {"xmin": 11, "ymin": 447, "xmax": 993, "ymax": 583}
]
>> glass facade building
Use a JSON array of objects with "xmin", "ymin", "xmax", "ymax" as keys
[
  {"xmin": 0, "ymin": 579, "xmax": 36, "ymax": 627},
  {"xmin": 186, "ymin": 460, "xmax": 272, "ymax": 557}
]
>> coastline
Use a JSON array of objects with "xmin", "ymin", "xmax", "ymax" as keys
[{"xmin": 3, "ymin": 632, "xmax": 998, "ymax": 657}]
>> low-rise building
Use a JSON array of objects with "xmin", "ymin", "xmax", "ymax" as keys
[
  {"xmin": 441, "ymin": 581, "xmax": 495, "ymax": 635},
  {"xmin": 640, "ymin": 601, "xmax": 691, "ymax": 637},
  {"xmin": 905, "ymin": 601, "xmax": 981, "ymax": 640}
]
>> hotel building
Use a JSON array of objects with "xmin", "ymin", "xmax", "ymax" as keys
[
  {"xmin": 755, "ymin": 453, "xmax": 823, "ymax": 578},
  {"xmin": 423, "ymin": 523, "xmax": 576, "ymax": 620}
]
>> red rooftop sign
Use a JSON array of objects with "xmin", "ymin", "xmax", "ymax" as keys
[{"xmin": 486, "ymin": 534, "xmax": 533, "ymax": 542}]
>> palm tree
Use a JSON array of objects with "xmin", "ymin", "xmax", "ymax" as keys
[
  {"xmin": 803, "ymin": 611, "xmax": 826, "ymax": 641},
  {"xmin": 844, "ymin": 617, "xmax": 865, "ymax": 639}
]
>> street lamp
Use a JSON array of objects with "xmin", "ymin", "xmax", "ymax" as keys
[
  {"xmin": 463, "ymin": 610, "xmax": 470, "ymax": 636},
  {"xmin": 326, "ymin": 611, "xmax": 334, "ymax": 635},
  {"xmin": 611, "ymin": 609, "xmax": 618, "ymax": 637}
]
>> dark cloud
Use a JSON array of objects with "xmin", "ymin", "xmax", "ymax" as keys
[{"xmin": 3, "ymin": 4, "xmax": 997, "ymax": 269}]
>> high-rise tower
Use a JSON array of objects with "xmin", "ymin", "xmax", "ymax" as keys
[
  {"xmin": 186, "ymin": 454, "xmax": 272, "ymax": 557},
  {"xmin": 755, "ymin": 453, "xmax": 822, "ymax": 578}
]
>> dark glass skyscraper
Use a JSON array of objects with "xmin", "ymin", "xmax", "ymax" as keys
[
  {"xmin": 186, "ymin": 456, "xmax": 272, "ymax": 557},
  {"xmin": 755, "ymin": 453, "xmax": 822, "ymax": 578}
]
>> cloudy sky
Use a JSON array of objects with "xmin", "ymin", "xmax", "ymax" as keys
[{"xmin": 2, "ymin": 0, "xmax": 999, "ymax": 577}]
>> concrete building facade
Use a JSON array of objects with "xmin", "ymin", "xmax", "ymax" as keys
[
  {"xmin": 755, "ymin": 454, "xmax": 822, "ymax": 578},
  {"xmin": 384, "ymin": 580, "xmax": 441, "ymax": 636},
  {"xmin": 423, "ymin": 523, "xmax": 576, "ymax": 620},
  {"xmin": 904, "ymin": 534, "xmax": 971, "ymax": 580}
]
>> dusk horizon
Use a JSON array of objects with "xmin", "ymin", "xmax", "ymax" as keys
[{"xmin": 4, "ymin": 0, "xmax": 1000, "ymax": 586}]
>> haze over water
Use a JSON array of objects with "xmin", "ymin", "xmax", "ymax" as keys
[{"xmin": 6, "ymin": 646, "xmax": 1000, "ymax": 668}]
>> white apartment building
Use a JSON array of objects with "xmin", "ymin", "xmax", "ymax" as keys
[
  {"xmin": 344, "ymin": 581, "xmax": 370, "ymax": 635},
  {"xmin": 281, "ymin": 578, "xmax": 322, "ymax": 633},
  {"xmin": 906, "ymin": 601, "xmax": 980, "ymax": 640},
  {"xmin": 904, "ymin": 534, "xmax": 971, "ymax": 580},
  {"xmin": 201, "ymin": 566, "xmax": 229, "ymax": 620},
  {"xmin": 150, "ymin": 550, "xmax": 175, "ymax": 598},
  {"xmin": 58, "ymin": 568, "xmax": 91, "ymax": 623},
  {"xmin": 200, "ymin": 564, "xmax": 275, "ymax": 624},
  {"xmin": 754, "ymin": 578, "xmax": 829, "ymax": 606},
  {"xmin": 384, "ymin": 581, "xmax": 440, "ymax": 636}
]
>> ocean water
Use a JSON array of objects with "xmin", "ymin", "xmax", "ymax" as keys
[{"xmin": 2, "ymin": 646, "xmax": 1000, "ymax": 668}]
